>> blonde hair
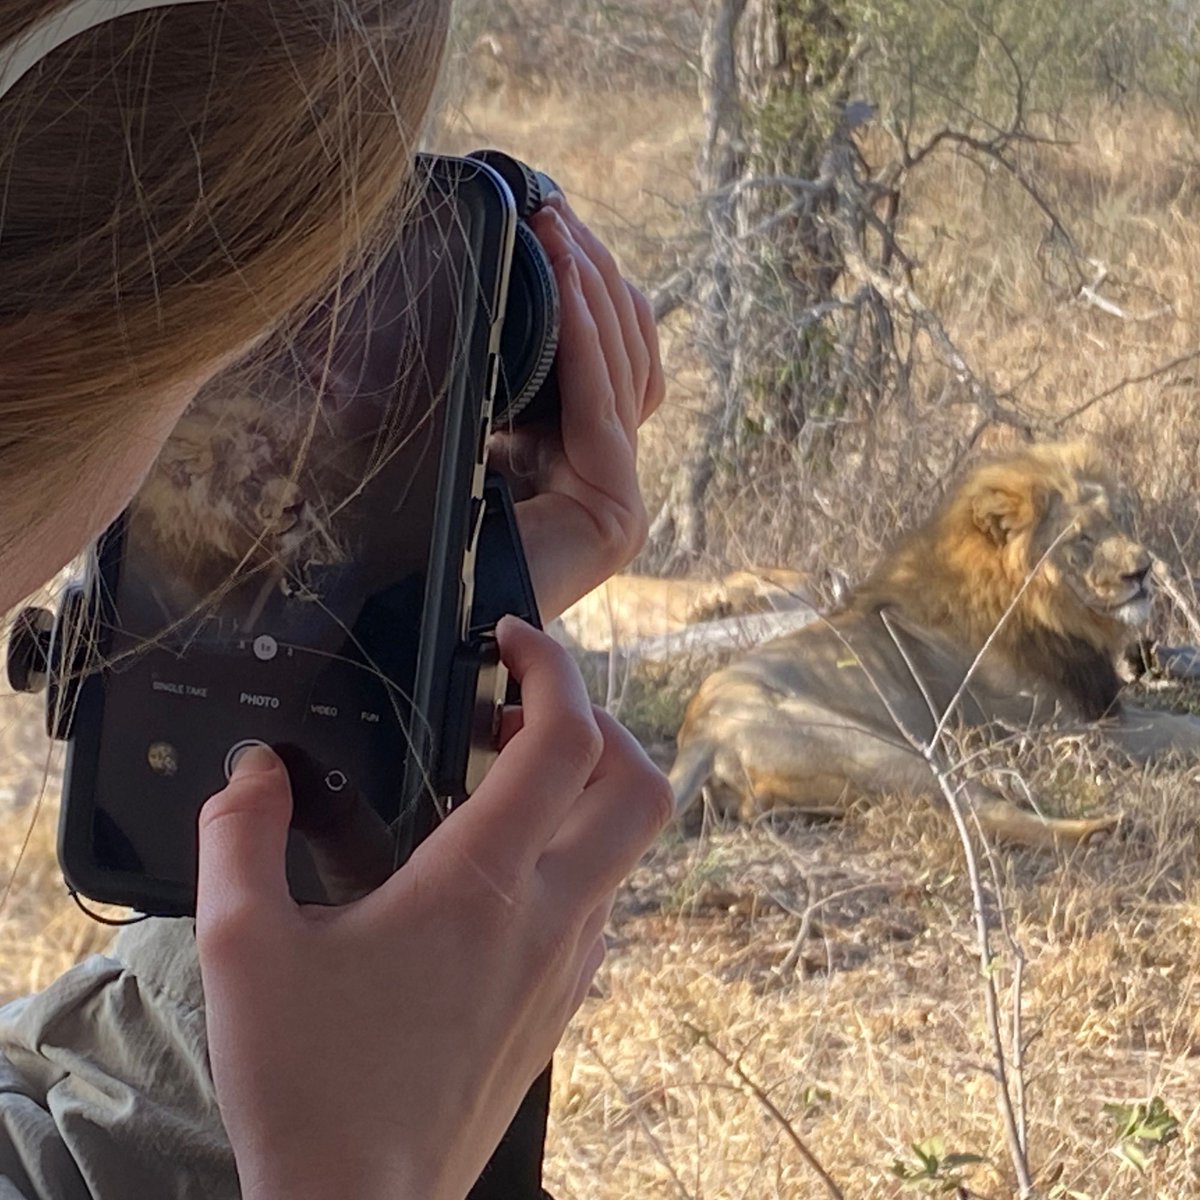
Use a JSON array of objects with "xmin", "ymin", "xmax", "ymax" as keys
[{"xmin": 0, "ymin": 0, "xmax": 449, "ymax": 525}]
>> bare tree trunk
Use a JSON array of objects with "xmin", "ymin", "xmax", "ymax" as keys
[
  {"xmin": 652, "ymin": 0, "xmax": 747, "ymax": 566},
  {"xmin": 650, "ymin": 0, "xmax": 853, "ymax": 568}
]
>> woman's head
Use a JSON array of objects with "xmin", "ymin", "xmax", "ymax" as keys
[{"xmin": 0, "ymin": 0, "xmax": 450, "ymax": 598}]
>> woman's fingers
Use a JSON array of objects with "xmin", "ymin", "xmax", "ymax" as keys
[
  {"xmin": 532, "ymin": 207, "xmax": 631, "ymax": 405},
  {"xmin": 401, "ymin": 624, "xmax": 667, "ymax": 935},
  {"xmin": 490, "ymin": 196, "xmax": 663, "ymax": 620},
  {"xmin": 537, "ymin": 708, "xmax": 673, "ymax": 907},
  {"xmin": 196, "ymin": 745, "xmax": 296, "ymax": 933},
  {"xmin": 537, "ymin": 228, "xmax": 642, "ymax": 506},
  {"xmin": 629, "ymin": 282, "xmax": 665, "ymax": 423},
  {"xmin": 275, "ymin": 743, "xmax": 395, "ymax": 902},
  {"xmin": 541, "ymin": 197, "xmax": 650, "ymax": 433},
  {"xmin": 438, "ymin": 618, "xmax": 603, "ymax": 875}
]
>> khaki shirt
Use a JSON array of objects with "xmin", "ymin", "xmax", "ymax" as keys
[{"xmin": 0, "ymin": 920, "xmax": 234, "ymax": 1198}]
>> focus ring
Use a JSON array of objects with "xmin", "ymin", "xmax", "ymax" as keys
[{"xmin": 499, "ymin": 222, "xmax": 560, "ymax": 423}]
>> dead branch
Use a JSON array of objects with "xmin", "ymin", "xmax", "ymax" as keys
[
  {"xmin": 1151, "ymin": 557, "xmax": 1200, "ymax": 645},
  {"xmin": 839, "ymin": 247, "xmax": 1037, "ymax": 437},
  {"xmin": 586, "ymin": 1040, "xmax": 695, "ymax": 1200},
  {"xmin": 1076, "ymin": 286, "xmax": 1173, "ymax": 322},
  {"xmin": 774, "ymin": 879, "xmax": 909, "ymax": 977},
  {"xmin": 820, "ymin": 120, "xmax": 1039, "ymax": 441},
  {"xmin": 649, "ymin": 257, "xmax": 703, "ymax": 322},
  {"xmin": 1076, "ymin": 258, "xmax": 1174, "ymax": 322},
  {"xmin": 686, "ymin": 1025, "xmax": 846, "ymax": 1200},
  {"xmin": 974, "ymin": 823, "xmax": 1031, "ymax": 1161},
  {"xmin": 927, "ymin": 761, "xmax": 1034, "ymax": 1197},
  {"xmin": 1054, "ymin": 347, "xmax": 1200, "ymax": 427}
]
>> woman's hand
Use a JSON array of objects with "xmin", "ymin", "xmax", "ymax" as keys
[
  {"xmin": 195, "ymin": 617, "xmax": 672, "ymax": 1200},
  {"xmin": 490, "ymin": 196, "xmax": 665, "ymax": 622}
]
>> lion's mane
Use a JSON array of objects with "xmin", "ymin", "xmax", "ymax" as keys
[{"xmin": 847, "ymin": 442, "xmax": 1129, "ymax": 720}]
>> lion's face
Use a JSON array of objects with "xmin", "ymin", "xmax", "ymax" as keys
[
  {"xmin": 133, "ymin": 383, "xmax": 345, "ymax": 596},
  {"xmin": 962, "ymin": 446, "xmax": 1154, "ymax": 638},
  {"xmin": 1044, "ymin": 483, "xmax": 1152, "ymax": 626}
]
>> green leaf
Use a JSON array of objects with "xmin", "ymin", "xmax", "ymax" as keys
[
  {"xmin": 942, "ymin": 1152, "xmax": 987, "ymax": 1168},
  {"xmin": 1114, "ymin": 1141, "xmax": 1149, "ymax": 1174},
  {"xmin": 1104, "ymin": 1096, "xmax": 1180, "ymax": 1148},
  {"xmin": 890, "ymin": 1137, "xmax": 985, "ymax": 1191},
  {"xmin": 912, "ymin": 1136, "xmax": 945, "ymax": 1170}
]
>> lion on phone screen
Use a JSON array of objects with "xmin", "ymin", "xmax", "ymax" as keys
[{"xmin": 129, "ymin": 373, "xmax": 347, "ymax": 630}]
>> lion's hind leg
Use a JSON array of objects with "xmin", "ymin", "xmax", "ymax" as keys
[
  {"xmin": 965, "ymin": 787, "xmax": 1119, "ymax": 848},
  {"xmin": 732, "ymin": 765, "xmax": 853, "ymax": 823}
]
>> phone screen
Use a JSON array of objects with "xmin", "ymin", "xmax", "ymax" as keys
[{"xmin": 61, "ymin": 159, "xmax": 513, "ymax": 910}]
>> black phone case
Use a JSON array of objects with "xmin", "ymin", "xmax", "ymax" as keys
[
  {"xmin": 51, "ymin": 154, "xmax": 556, "ymax": 1200},
  {"xmin": 57, "ymin": 154, "xmax": 515, "ymax": 914}
]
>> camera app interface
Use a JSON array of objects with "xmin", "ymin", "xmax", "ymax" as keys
[{"xmin": 86, "ymin": 183, "xmax": 490, "ymax": 902}]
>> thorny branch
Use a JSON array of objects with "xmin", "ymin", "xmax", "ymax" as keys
[
  {"xmin": 879, "ymin": 613, "xmax": 1036, "ymax": 1197},
  {"xmin": 685, "ymin": 1024, "xmax": 846, "ymax": 1200},
  {"xmin": 1053, "ymin": 347, "xmax": 1200, "ymax": 427}
]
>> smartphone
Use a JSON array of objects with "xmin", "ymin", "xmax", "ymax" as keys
[{"xmin": 50, "ymin": 154, "xmax": 521, "ymax": 915}]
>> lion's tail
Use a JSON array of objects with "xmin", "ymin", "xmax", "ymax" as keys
[{"xmin": 668, "ymin": 738, "xmax": 716, "ymax": 817}]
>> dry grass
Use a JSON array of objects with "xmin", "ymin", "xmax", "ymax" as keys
[
  {"xmin": 0, "ymin": 697, "xmax": 111, "ymax": 1000},
  {"xmin": 3, "ymin": 49, "xmax": 1200, "ymax": 1200},
  {"xmin": 548, "ymin": 743, "xmax": 1200, "ymax": 1198}
]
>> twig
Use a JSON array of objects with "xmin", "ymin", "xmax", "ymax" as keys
[
  {"xmin": 649, "ymin": 253, "xmax": 706, "ymax": 323},
  {"xmin": 773, "ymin": 879, "xmax": 908, "ymax": 977},
  {"xmin": 1151, "ymin": 556, "xmax": 1200, "ymax": 645},
  {"xmin": 585, "ymin": 1039, "xmax": 694, "ymax": 1200},
  {"xmin": 873, "ymin": 613, "xmax": 1044, "ymax": 1196},
  {"xmin": 685, "ymin": 1025, "xmax": 846, "ymax": 1200},
  {"xmin": 1010, "ymin": 927, "xmax": 1028, "ymax": 1156},
  {"xmin": 1076, "ymin": 286, "xmax": 1172, "ymax": 322},
  {"xmin": 719, "ymin": 172, "xmax": 832, "ymax": 201},
  {"xmin": 1075, "ymin": 258, "xmax": 1174, "ymax": 322},
  {"xmin": 923, "ymin": 754, "xmax": 1035, "ymax": 1197},
  {"xmin": 837, "ymin": 245, "xmax": 1035, "ymax": 438},
  {"xmin": 1053, "ymin": 347, "xmax": 1200, "ymax": 427},
  {"xmin": 975, "ymin": 821, "xmax": 1032, "ymax": 1160},
  {"xmin": 903, "ymin": 126, "xmax": 1073, "ymax": 250}
]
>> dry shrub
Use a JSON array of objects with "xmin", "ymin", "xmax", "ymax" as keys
[{"xmin": 673, "ymin": 97, "xmax": 1200, "ymax": 605}]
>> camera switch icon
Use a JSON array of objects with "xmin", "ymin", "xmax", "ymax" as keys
[{"xmin": 324, "ymin": 770, "xmax": 349, "ymax": 793}]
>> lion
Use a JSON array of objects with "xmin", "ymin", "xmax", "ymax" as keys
[
  {"xmin": 125, "ymin": 371, "xmax": 349, "ymax": 635},
  {"xmin": 558, "ymin": 567, "xmax": 813, "ymax": 653},
  {"xmin": 669, "ymin": 442, "xmax": 1200, "ymax": 847}
]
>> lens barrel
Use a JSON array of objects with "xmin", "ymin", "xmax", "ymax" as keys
[{"xmin": 468, "ymin": 150, "xmax": 562, "ymax": 426}]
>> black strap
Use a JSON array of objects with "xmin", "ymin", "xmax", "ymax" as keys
[
  {"xmin": 465, "ymin": 475, "xmax": 553, "ymax": 1197},
  {"xmin": 467, "ymin": 1065, "xmax": 553, "ymax": 1198}
]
